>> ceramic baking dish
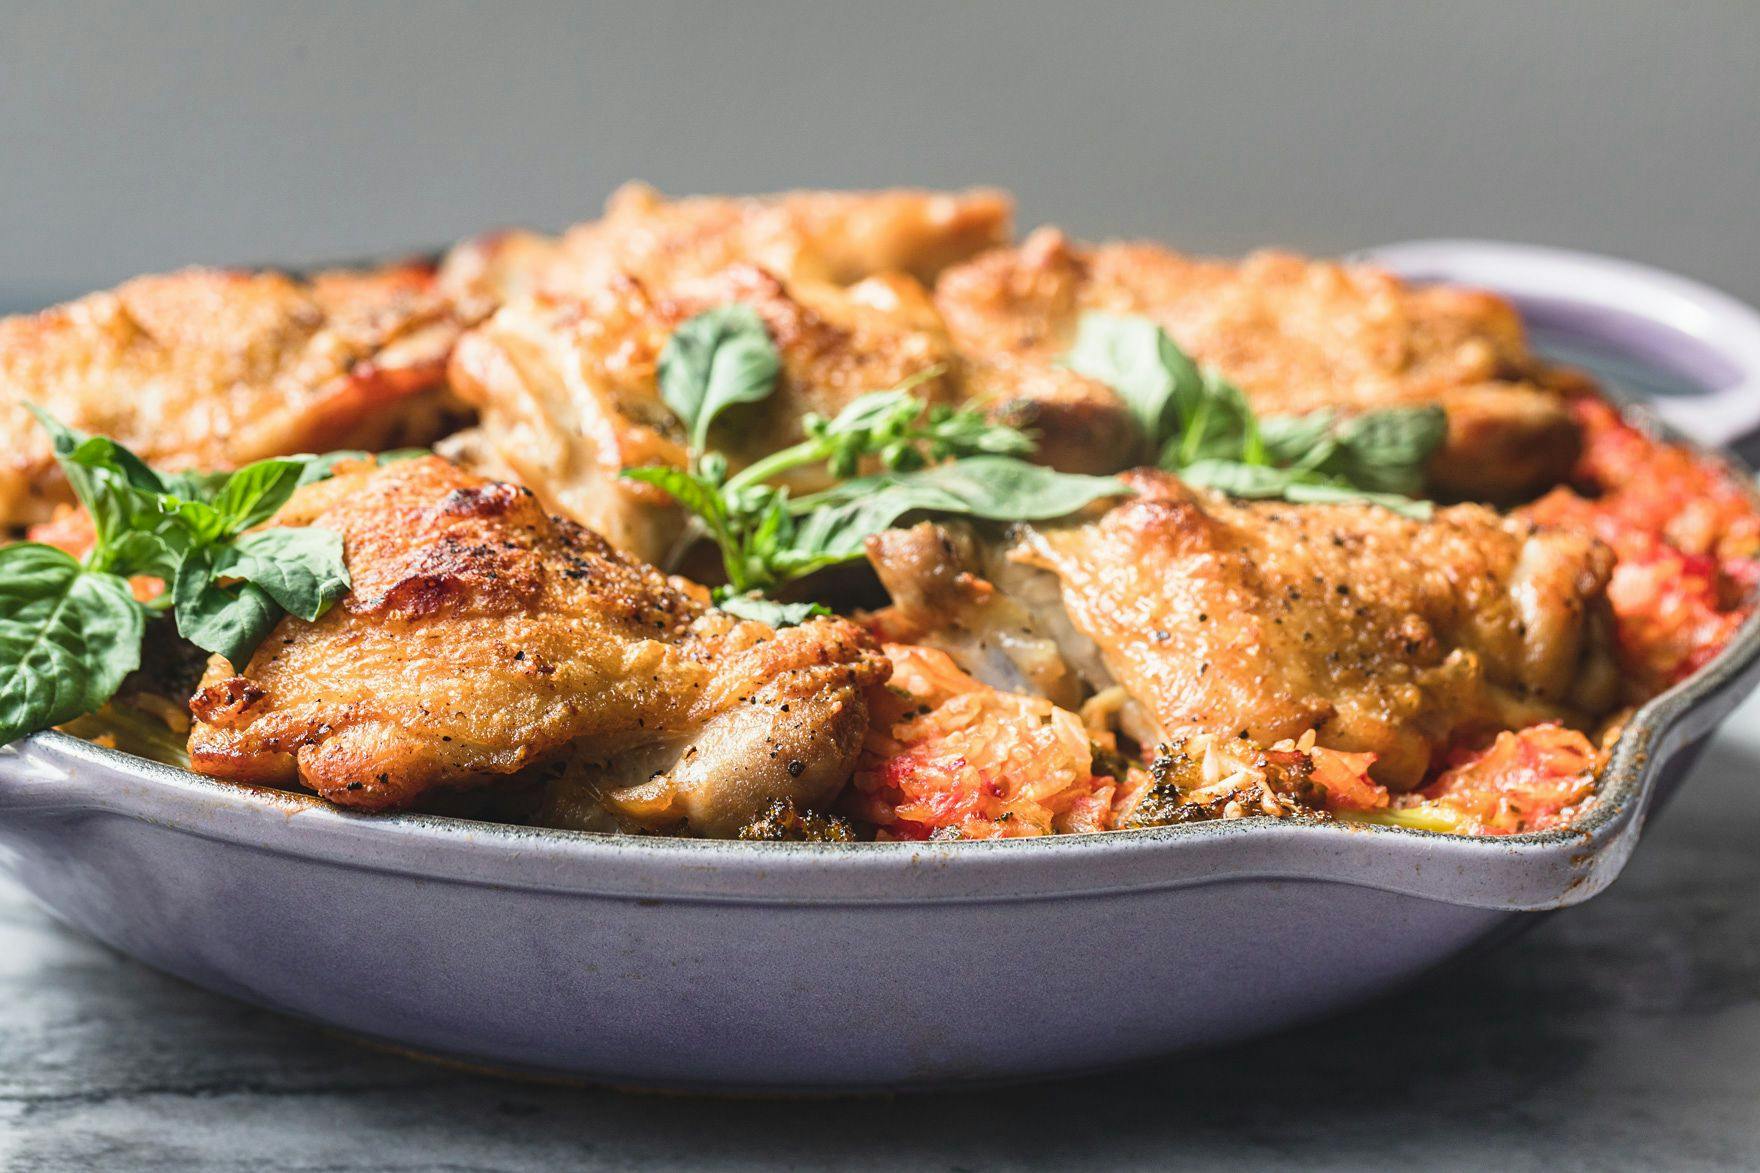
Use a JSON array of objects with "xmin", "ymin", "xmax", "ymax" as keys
[{"xmin": 3, "ymin": 240, "xmax": 1758, "ymax": 1092}]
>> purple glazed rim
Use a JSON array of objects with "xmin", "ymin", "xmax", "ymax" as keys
[{"xmin": 1360, "ymin": 238, "xmax": 1760, "ymax": 448}]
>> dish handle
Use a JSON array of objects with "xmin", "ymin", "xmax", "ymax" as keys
[
  {"xmin": 1359, "ymin": 238, "xmax": 1760, "ymax": 449},
  {"xmin": 0, "ymin": 737, "xmax": 111, "ymax": 819}
]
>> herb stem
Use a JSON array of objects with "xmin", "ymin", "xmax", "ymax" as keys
[{"xmin": 722, "ymin": 441, "xmax": 823, "ymax": 496}]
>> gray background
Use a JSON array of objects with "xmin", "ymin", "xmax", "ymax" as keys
[
  {"xmin": 2, "ymin": 1, "xmax": 1758, "ymax": 310},
  {"xmin": 5, "ymin": 2, "xmax": 1760, "ymax": 1170}
]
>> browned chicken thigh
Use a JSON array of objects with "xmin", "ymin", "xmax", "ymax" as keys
[
  {"xmin": 935, "ymin": 228, "xmax": 1584, "ymax": 499},
  {"xmin": 440, "ymin": 181, "xmax": 1014, "ymax": 313},
  {"xmin": 445, "ymin": 264, "xmax": 961, "ymax": 564},
  {"xmin": 185, "ymin": 456, "xmax": 889, "ymax": 833},
  {"xmin": 0, "ymin": 263, "xmax": 460, "ymax": 527},
  {"xmin": 437, "ymin": 185, "xmax": 1019, "ymax": 562},
  {"xmin": 871, "ymin": 471, "xmax": 1621, "ymax": 790}
]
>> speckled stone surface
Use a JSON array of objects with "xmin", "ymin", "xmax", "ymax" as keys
[{"xmin": 4, "ymin": 691, "xmax": 1760, "ymax": 1172}]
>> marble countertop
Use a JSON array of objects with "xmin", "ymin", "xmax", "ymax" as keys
[{"xmin": 5, "ymin": 694, "xmax": 1760, "ymax": 1172}]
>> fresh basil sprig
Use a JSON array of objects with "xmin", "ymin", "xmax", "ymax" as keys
[
  {"xmin": 626, "ymin": 306, "xmax": 1127, "ymax": 617},
  {"xmin": 0, "ymin": 413, "xmax": 360, "ymax": 745},
  {"xmin": 658, "ymin": 305, "xmax": 785, "ymax": 455},
  {"xmin": 1062, "ymin": 313, "xmax": 1445, "ymax": 517}
]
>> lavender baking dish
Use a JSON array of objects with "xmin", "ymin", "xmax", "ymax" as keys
[{"xmin": 3, "ymin": 240, "xmax": 1759, "ymax": 1092}]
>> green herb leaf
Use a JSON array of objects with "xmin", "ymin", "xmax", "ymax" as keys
[
  {"xmin": 1280, "ymin": 480, "xmax": 1436, "ymax": 519},
  {"xmin": 29, "ymin": 406, "xmax": 167, "ymax": 498},
  {"xmin": 172, "ymin": 525, "xmax": 350, "ymax": 666},
  {"xmin": 0, "ymin": 544, "xmax": 145, "ymax": 745},
  {"xmin": 107, "ymin": 528, "xmax": 190, "ymax": 586},
  {"xmin": 1061, "ymin": 312, "xmax": 1199, "ymax": 447},
  {"xmin": 1180, "ymin": 459, "xmax": 1436, "ymax": 520},
  {"xmin": 1333, "ymin": 406, "xmax": 1448, "ymax": 496},
  {"xmin": 159, "ymin": 469, "xmax": 236, "ymax": 500},
  {"xmin": 207, "ymin": 458, "xmax": 313, "ymax": 533},
  {"xmin": 716, "ymin": 594, "xmax": 831, "ymax": 627},
  {"xmin": 1169, "ymin": 369, "xmax": 1263, "ymax": 467},
  {"xmin": 658, "ymin": 305, "xmax": 782, "ymax": 453},
  {"xmin": 172, "ymin": 548, "xmax": 283, "ymax": 669},
  {"xmin": 212, "ymin": 528, "xmax": 351, "ymax": 621},
  {"xmin": 623, "ymin": 466, "xmax": 728, "ymax": 530},
  {"xmin": 1176, "ymin": 459, "xmax": 1304, "ymax": 499},
  {"xmin": 1258, "ymin": 410, "xmax": 1340, "ymax": 466},
  {"xmin": 786, "ymin": 458, "xmax": 1128, "ymax": 568},
  {"xmin": 29, "ymin": 407, "xmax": 175, "ymax": 564}
]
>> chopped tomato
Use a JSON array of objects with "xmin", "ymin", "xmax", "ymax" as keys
[
  {"xmin": 26, "ymin": 504, "xmax": 97, "ymax": 557},
  {"xmin": 1522, "ymin": 395, "xmax": 1759, "ymax": 689},
  {"xmin": 1404, "ymin": 724, "xmax": 1599, "ymax": 836},
  {"xmin": 1308, "ymin": 745, "xmax": 1388, "ymax": 812},
  {"xmin": 851, "ymin": 644, "xmax": 1118, "ymax": 839}
]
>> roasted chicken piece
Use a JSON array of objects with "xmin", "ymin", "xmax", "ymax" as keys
[
  {"xmin": 935, "ymin": 228, "xmax": 1584, "ymax": 499},
  {"xmin": 439, "ymin": 182, "xmax": 1013, "ymax": 314},
  {"xmin": 870, "ymin": 472, "xmax": 1622, "ymax": 791},
  {"xmin": 185, "ymin": 456, "xmax": 889, "ymax": 834},
  {"xmin": 0, "ymin": 263, "xmax": 461, "ymax": 527},
  {"xmin": 445, "ymin": 263, "xmax": 961, "ymax": 564}
]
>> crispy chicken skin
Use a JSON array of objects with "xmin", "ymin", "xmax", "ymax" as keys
[
  {"xmin": 1014, "ymin": 472, "xmax": 1621, "ymax": 788},
  {"xmin": 935, "ymin": 229, "xmax": 1583, "ymax": 498},
  {"xmin": 870, "ymin": 473, "xmax": 1621, "ymax": 791},
  {"xmin": 0, "ymin": 263, "xmax": 460, "ymax": 526},
  {"xmin": 185, "ymin": 457, "xmax": 889, "ymax": 833},
  {"xmin": 445, "ymin": 264, "xmax": 960, "ymax": 563},
  {"xmin": 440, "ymin": 182, "xmax": 1014, "ymax": 314}
]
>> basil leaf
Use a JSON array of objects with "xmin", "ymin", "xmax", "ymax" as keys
[
  {"xmin": 207, "ymin": 458, "xmax": 312, "ymax": 533},
  {"xmin": 29, "ymin": 408, "xmax": 176, "ymax": 561},
  {"xmin": 29, "ymin": 406, "xmax": 167, "ymax": 496},
  {"xmin": 173, "ymin": 548, "xmax": 283, "ymax": 669},
  {"xmin": 788, "ymin": 457, "xmax": 1128, "ymax": 567},
  {"xmin": 1177, "ymin": 459, "xmax": 1303, "ymax": 499},
  {"xmin": 624, "ymin": 466, "xmax": 729, "ymax": 534},
  {"xmin": 801, "ymin": 457, "xmax": 1127, "ymax": 521},
  {"xmin": 1258, "ymin": 410, "xmax": 1335, "ymax": 458},
  {"xmin": 920, "ymin": 404, "xmax": 1037, "ymax": 460},
  {"xmin": 1171, "ymin": 369, "xmax": 1262, "ymax": 467},
  {"xmin": 716, "ymin": 594, "xmax": 830, "ymax": 628},
  {"xmin": 1334, "ymin": 406, "xmax": 1447, "ymax": 496},
  {"xmin": 1280, "ymin": 480, "xmax": 1436, "ymax": 520},
  {"xmin": 212, "ymin": 527, "xmax": 351, "ymax": 621},
  {"xmin": 0, "ymin": 544, "xmax": 145, "ymax": 745},
  {"xmin": 107, "ymin": 526, "xmax": 190, "ymax": 585},
  {"xmin": 159, "ymin": 469, "xmax": 236, "ymax": 500},
  {"xmin": 1180, "ymin": 460, "xmax": 1436, "ymax": 519},
  {"xmin": 1062, "ymin": 312, "xmax": 1199, "ymax": 447},
  {"xmin": 658, "ymin": 305, "xmax": 782, "ymax": 451}
]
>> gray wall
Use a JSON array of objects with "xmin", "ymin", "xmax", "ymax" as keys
[{"xmin": 2, "ymin": 1, "xmax": 1756, "ymax": 312}]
